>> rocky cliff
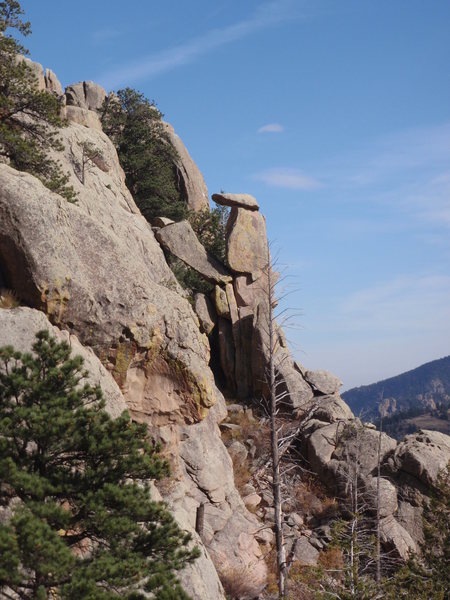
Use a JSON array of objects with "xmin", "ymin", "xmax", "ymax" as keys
[{"xmin": 0, "ymin": 62, "xmax": 449, "ymax": 599}]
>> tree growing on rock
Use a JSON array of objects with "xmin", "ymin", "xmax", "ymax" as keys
[
  {"xmin": 0, "ymin": 0, "xmax": 76, "ymax": 201},
  {"xmin": 100, "ymin": 88, "xmax": 186, "ymax": 221},
  {"xmin": 0, "ymin": 330, "xmax": 198, "ymax": 599}
]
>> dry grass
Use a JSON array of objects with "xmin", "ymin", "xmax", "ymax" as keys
[
  {"xmin": 222, "ymin": 408, "xmax": 271, "ymax": 458},
  {"xmin": 318, "ymin": 546, "xmax": 344, "ymax": 571},
  {"xmin": 231, "ymin": 455, "xmax": 252, "ymax": 496},
  {"xmin": 0, "ymin": 289, "xmax": 19, "ymax": 309},
  {"xmin": 217, "ymin": 563, "xmax": 264, "ymax": 599}
]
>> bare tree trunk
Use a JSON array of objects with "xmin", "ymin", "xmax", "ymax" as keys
[
  {"xmin": 375, "ymin": 414, "xmax": 383, "ymax": 585},
  {"xmin": 267, "ymin": 254, "xmax": 288, "ymax": 599}
]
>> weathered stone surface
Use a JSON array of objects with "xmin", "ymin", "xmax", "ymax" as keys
[
  {"xmin": 44, "ymin": 68, "xmax": 63, "ymax": 95},
  {"xmin": 393, "ymin": 430, "xmax": 450, "ymax": 488},
  {"xmin": 217, "ymin": 318, "xmax": 235, "ymax": 392},
  {"xmin": 379, "ymin": 516, "xmax": 417, "ymax": 560},
  {"xmin": 0, "ymin": 308, "xmax": 127, "ymax": 419},
  {"xmin": 307, "ymin": 422, "xmax": 340, "ymax": 478},
  {"xmin": 194, "ymin": 293, "xmax": 216, "ymax": 335},
  {"xmin": 333, "ymin": 424, "xmax": 397, "ymax": 476},
  {"xmin": 65, "ymin": 81, "xmax": 107, "ymax": 111},
  {"xmin": 0, "ymin": 122, "xmax": 216, "ymax": 419},
  {"xmin": 156, "ymin": 221, "xmax": 232, "ymax": 285},
  {"xmin": 19, "ymin": 56, "xmax": 45, "ymax": 90},
  {"xmin": 308, "ymin": 394, "xmax": 354, "ymax": 423},
  {"xmin": 152, "ymin": 216, "xmax": 175, "ymax": 228},
  {"xmin": 214, "ymin": 285, "xmax": 230, "ymax": 319},
  {"xmin": 164, "ymin": 122, "xmax": 209, "ymax": 212},
  {"xmin": 173, "ymin": 394, "xmax": 267, "ymax": 597},
  {"xmin": 212, "ymin": 192, "xmax": 259, "ymax": 211},
  {"xmin": 227, "ymin": 440, "xmax": 248, "ymax": 463},
  {"xmin": 252, "ymin": 299, "xmax": 313, "ymax": 408},
  {"xmin": 364, "ymin": 476, "xmax": 398, "ymax": 517},
  {"xmin": 305, "ymin": 370, "xmax": 342, "ymax": 395},
  {"xmin": 64, "ymin": 105, "xmax": 103, "ymax": 131},
  {"xmin": 291, "ymin": 537, "xmax": 320, "ymax": 566},
  {"xmin": 243, "ymin": 493, "xmax": 261, "ymax": 509},
  {"xmin": 226, "ymin": 207, "xmax": 268, "ymax": 276}
]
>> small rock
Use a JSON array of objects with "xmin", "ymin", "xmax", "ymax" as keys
[
  {"xmin": 288, "ymin": 513, "xmax": 304, "ymax": 528},
  {"xmin": 255, "ymin": 527, "xmax": 274, "ymax": 545},
  {"xmin": 227, "ymin": 440, "xmax": 248, "ymax": 463},
  {"xmin": 227, "ymin": 403, "xmax": 245, "ymax": 414},
  {"xmin": 243, "ymin": 493, "xmax": 262, "ymax": 509},
  {"xmin": 241, "ymin": 483, "xmax": 256, "ymax": 496}
]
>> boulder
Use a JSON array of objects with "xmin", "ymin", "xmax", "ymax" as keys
[
  {"xmin": 393, "ymin": 430, "xmax": 450, "ymax": 488},
  {"xmin": 164, "ymin": 123, "xmax": 209, "ymax": 212},
  {"xmin": 305, "ymin": 370, "xmax": 342, "ymax": 395},
  {"xmin": 364, "ymin": 476, "xmax": 398, "ymax": 517},
  {"xmin": 194, "ymin": 293, "xmax": 216, "ymax": 335},
  {"xmin": 291, "ymin": 537, "xmax": 319, "ymax": 566},
  {"xmin": 156, "ymin": 221, "xmax": 232, "ymax": 285},
  {"xmin": 65, "ymin": 81, "xmax": 107, "ymax": 111},
  {"xmin": 379, "ymin": 516, "xmax": 417, "ymax": 560},
  {"xmin": 214, "ymin": 285, "xmax": 230, "ymax": 318},
  {"xmin": 308, "ymin": 394, "xmax": 354, "ymax": 423},
  {"xmin": 212, "ymin": 192, "xmax": 259, "ymax": 211},
  {"xmin": 333, "ymin": 424, "xmax": 397, "ymax": 476},
  {"xmin": 307, "ymin": 422, "xmax": 340, "ymax": 479},
  {"xmin": 226, "ymin": 207, "xmax": 268, "ymax": 277}
]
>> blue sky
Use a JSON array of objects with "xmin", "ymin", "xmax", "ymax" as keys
[{"xmin": 19, "ymin": 0, "xmax": 450, "ymax": 389}]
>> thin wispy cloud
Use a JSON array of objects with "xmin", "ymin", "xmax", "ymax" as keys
[
  {"xmin": 253, "ymin": 167, "xmax": 321, "ymax": 190},
  {"xmin": 258, "ymin": 123, "xmax": 285, "ymax": 133},
  {"xmin": 99, "ymin": 0, "xmax": 299, "ymax": 89},
  {"xmin": 91, "ymin": 28, "xmax": 122, "ymax": 46}
]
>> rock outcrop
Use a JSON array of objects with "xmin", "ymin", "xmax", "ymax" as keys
[
  {"xmin": 1, "ymin": 57, "xmax": 449, "ymax": 597},
  {"xmin": 0, "ymin": 66, "xmax": 267, "ymax": 597}
]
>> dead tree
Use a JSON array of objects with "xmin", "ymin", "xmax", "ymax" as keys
[{"xmin": 264, "ymin": 249, "xmax": 288, "ymax": 599}]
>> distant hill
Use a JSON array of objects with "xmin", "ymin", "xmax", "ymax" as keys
[{"xmin": 342, "ymin": 356, "xmax": 450, "ymax": 438}]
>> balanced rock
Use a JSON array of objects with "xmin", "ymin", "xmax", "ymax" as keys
[
  {"xmin": 156, "ymin": 221, "xmax": 232, "ymax": 285},
  {"xmin": 212, "ymin": 192, "xmax": 259, "ymax": 211}
]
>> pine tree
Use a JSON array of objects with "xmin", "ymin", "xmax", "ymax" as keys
[
  {"xmin": 100, "ymin": 88, "xmax": 186, "ymax": 221},
  {"xmin": 0, "ymin": 0, "xmax": 76, "ymax": 201},
  {"xmin": 0, "ymin": 330, "xmax": 198, "ymax": 599}
]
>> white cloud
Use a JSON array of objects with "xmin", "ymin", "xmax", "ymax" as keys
[
  {"xmin": 258, "ymin": 123, "xmax": 284, "ymax": 133},
  {"xmin": 99, "ymin": 0, "xmax": 298, "ymax": 88},
  {"xmin": 253, "ymin": 167, "xmax": 321, "ymax": 190}
]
